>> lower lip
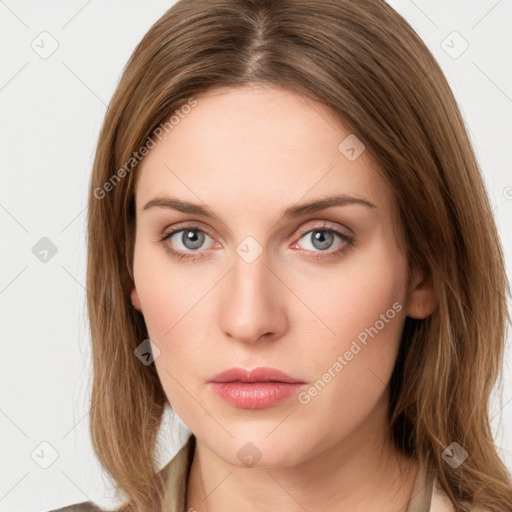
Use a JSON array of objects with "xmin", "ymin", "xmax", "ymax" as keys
[{"xmin": 210, "ymin": 382, "xmax": 304, "ymax": 409}]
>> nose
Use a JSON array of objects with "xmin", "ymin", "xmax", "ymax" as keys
[{"xmin": 218, "ymin": 249, "xmax": 288, "ymax": 345}]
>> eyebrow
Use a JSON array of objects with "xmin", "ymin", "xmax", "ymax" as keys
[{"xmin": 142, "ymin": 194, "xmax": 376, "ymax": 222}]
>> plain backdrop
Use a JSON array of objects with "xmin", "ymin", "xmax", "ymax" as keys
[{"xmin": 0, "ymin": 1, "xmax": 511, "ymax": 510}]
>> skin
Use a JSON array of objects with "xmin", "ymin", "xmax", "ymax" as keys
[{"xmin": 130, "ymin": 84, "xmax": 437, "ymax": 512}]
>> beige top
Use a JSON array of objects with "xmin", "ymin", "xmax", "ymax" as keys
[{"xmin": 48, "ymin": 434, "xmax": 474, "ymax": 512}]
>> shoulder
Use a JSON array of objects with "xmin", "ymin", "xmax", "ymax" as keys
[
  {"xmin": 47, "ymin": 435, "xmax": 196, "ymax": 512},
  {"xmin": 44, "ymin": 501, "xmax": 112, "ymax": 512},
  {"xmin": 431, "ymin": 476, "xmax": 490, "ymax": 512}
]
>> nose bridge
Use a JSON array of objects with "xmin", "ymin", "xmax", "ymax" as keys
[{"xmin": 219, "ymin": 242, "xmax": 285, "ymax": 343}]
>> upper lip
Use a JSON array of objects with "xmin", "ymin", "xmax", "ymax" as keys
[{"xmin": 210, "ymin": 367, "xmax": 305, "ymax": 384}]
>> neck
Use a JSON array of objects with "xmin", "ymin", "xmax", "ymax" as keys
[{"xmin": 185, "ymin": 394, "xmax": 418, "ymax": 512}]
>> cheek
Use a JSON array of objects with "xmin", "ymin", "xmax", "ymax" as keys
[
  {"xmin": 292, "ymin": 235, "xmax": 408, "ymax": 350},
  {"xmin": 132, "ymin": 241, "xmax": 219, "ymax": 366},
  {"xmin": 133, "ymin": 247, "xmax": 213, "ymax": 413},
  {"xmin": 134, "ymin": 240, "xmax": 194, "ymax": 332},
  {"xmin": 290, "ymin": 240, "xmax": 408, "ymax": 418}
]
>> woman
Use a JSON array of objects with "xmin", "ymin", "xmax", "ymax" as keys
[{"xmin": 51, "ymin": 0, "xmax": 512, "ymax": 511}]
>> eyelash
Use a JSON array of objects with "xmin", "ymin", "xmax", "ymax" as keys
[{"xmin": 159, "ymin": 222, "xmax": 356, "ymax": 262}]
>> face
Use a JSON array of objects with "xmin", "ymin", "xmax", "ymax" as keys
[{"xmin": 130, "ymin": 85, "xmax": 434, "ymax": 468}]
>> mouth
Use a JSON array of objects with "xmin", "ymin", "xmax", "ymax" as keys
[
  {"xmin": 209, "ymin": 367, "xmax": 306, "ymax": 409},
  {"xmin": 209, "ymin": 366, "xmax": 305, "ymax": 384}
]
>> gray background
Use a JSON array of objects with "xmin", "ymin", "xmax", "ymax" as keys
[{"xmin": 0, "ymin": 1, "xmax": 511, "ymax": 510}]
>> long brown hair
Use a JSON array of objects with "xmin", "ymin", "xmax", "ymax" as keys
[{"xmin": 86, "ymin": 1, "xmax": 512, "ymax": 510}]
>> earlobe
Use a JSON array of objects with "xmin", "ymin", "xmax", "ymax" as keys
[
  {"xmin": 405, "ymin": 267, "xmax": 437, "ymax": 319},
  {"xmin": 131, "ymin": 287, "xmax": 142, "ymax": 311}
]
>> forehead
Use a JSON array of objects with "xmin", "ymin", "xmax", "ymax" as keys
[{"xmin": 134, "ymin": 85, "xmax": 388, "ymax": 216}]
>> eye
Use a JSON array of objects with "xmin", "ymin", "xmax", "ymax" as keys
[
  {"xmin": 160, "ymin": 226, "xmax": 216, "ymax": 260},
  {"xmin": 292, "ymin": 226, "xmax": 355, "ymax": 259},
  {"xmin": 160, "ymin": 223, "xmax": 355, "ymax": 262}
]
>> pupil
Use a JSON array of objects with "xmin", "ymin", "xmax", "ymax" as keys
[
  {"xmin": 313, "ymin": 231, "xmax": 333, "ymax": 250},
  {"xmin": 183, "ymin": 230, "xmax": 204, "ymax": 250},
  {"xmin": 180, "ymin": 230, "xmax": 333, "ymax": 251}
]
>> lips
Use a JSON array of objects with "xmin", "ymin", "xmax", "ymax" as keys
[
  {"xmin": 209, "ymin": 367, "xmax": 307, "ymax": 409},
  {"xmin": 209, "ymin": 367, "xmax": 305, "ymax": 384}
]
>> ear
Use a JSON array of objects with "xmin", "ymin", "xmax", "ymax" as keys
[
  {"xmin": 131, "ymin": 286, "xmax": 142, "ymax": 312},
  {"xmin": 405, "ymin": 265, "xmax": 437, "ymax": 319}
]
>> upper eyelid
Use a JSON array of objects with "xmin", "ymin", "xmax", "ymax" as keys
[
  {"xmin": 161, "ymin": 220, "xmax": 351, "ymax": 246},
  {"xmin": 295, "ymin": 221, "xmax": 349, "ymax": 237},
  {"xmin": 162, "ymin": 221, "xmax": 216, "ymax": 241}
]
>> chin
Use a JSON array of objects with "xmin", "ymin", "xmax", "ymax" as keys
[{"xmin": 201, "ymin": 425, "xmax": 314, "ymax": 469}]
